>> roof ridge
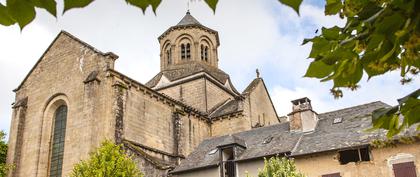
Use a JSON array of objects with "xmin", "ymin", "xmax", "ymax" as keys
[{"xmin": 318, "ymin": 101, "xmax": 389, "ymax": 117}]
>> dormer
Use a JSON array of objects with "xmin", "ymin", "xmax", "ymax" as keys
[
  {"xmin": 216, "ymin": 135, "xmax": 246, "ymax": 177},
  {"xmin": 158, "ymin": 11, "xmax": 220, "ymax": 71}
]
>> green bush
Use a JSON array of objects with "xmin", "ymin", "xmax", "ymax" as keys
[
  {"xmin": 256, "ymin": 157, "xmax": 306, "ymax": 177},
  {"xmin": 71, "ymin": 140, "xmax": 143, "ymax": 177}
]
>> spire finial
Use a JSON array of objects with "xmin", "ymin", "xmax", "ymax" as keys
[
  {"xmin": 256, "ymin": 69, "xmax": 260, "ymax": 78},
  {"xmin": 187, "ymin": 1, "xmax": 190, "ymax": 14}
]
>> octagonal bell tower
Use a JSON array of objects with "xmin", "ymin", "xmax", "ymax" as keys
[{"xmin": 158, "ymin": 11, "xmax": 220, "ymax": 71}]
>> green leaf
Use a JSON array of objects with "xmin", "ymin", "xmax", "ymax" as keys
[
  {"xmin": 278, "ymin": 0, "xmax": 303, "ymax": 15},
  {"xmin": 0, "ymin": 3, "xmax": 15, "ymax": 26},
  {"xmin": 32, "ymin": 0, "xmax": 57, "ymax": 17},
  {"xmin": 126, "ymin": 0, "xmax": 161, "ymax": 14},
  {"xmin": 63, "ymin": 0, "xmax": 94, "ymax": 14},
  {"xmin": 205, "ymin": 0, "xmax": 218, "ymax": 13},
  {"xmin": 301, "ymin": 38, "xmax": 312, "ymax": 45},
  {"xmin": 372, "ymin": 106, "xmax": 398, "ymax": 129},
  {"xmin": 400, "ymin": 97, "xmax": 420, "ymax": 126},
  {"xmin": 6, "ymin": 0, "xmax": 36, "ymax": 29},
  {"xmin": 325, "ymin": 0, "xmax": 342, "ymax": 15},
  {"xmin": 304, "ymin": 60, "xmax": 334, "ymax": 78},
  {"xmin": 331, "ymin": 59, "xmax": 363, "ymax": 87},
  {"xmin": 322, "ymin": 26, "xmax": 341, "ymax": 40},
  {"xmin": 375, "ymin": 13, "xmax": 405, "ymax": 34},
  {"xmin": 308, "ymin": 37, "xmax": 332, "ymax": 58}
]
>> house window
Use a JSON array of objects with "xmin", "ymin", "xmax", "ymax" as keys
[
  {"xmin": 393, "ymin": 162, "xmax": 417, "ymax": 177},
  {"xmin": 322, "ymin": 173, "xmax": 341, "ymax": 177},
  {"xmin": 338, "ymin": 147, "xmax": 370, "ymax": 165},
  {"xmin": 49, "ymin": 105, "xmax": 68, "ymax": 177},
  {"xmin": 221, "ymin": 147, "xmax": 236, "ymax": 177}
]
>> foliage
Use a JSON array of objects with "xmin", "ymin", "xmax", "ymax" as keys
[
  {"xmin": 301, "ymin": 0, "xmax": 420, "ymax": 137},
  {"xmin": 256, "ymin": 157, "xmax": 306, "ymax": 177},
  {"xmin": 0, "ymin": 0, "xmax": 302, "ymax": 29},
  {"xmin": 0, "ymin": 130, "xmax": 13, "ymax": 177},
  {"xmin": 70, "ymin": 140, "xmax": 143, "ymax": 177},
  {"xmin": 370, "ymin": 133, "xmax": 419, "ymax": 148},
  {"xmin": 371, "ymin": 89, "xmax": 420, "ymax": 137}
]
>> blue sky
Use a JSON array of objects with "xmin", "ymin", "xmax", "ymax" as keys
[{"xmin": 0, "ymin": 0, "xmax": 418, "ymax": 137}]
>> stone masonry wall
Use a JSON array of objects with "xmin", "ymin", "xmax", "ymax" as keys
[
  {"xmin": 7, "ymin": 32, "xmax": 116, "ymax": 177},
  {"xmin": 109, "ymin": 72, "xmax": 211, "ymax": 175},
  {"xmin": 211, "ymin": 115, "xmax": 249, "ymax": 137},
  {"xmin": 158, "ymin": 78, "xmax": 206, "ymax": 112},
  {"xmin": 205, "ymin": 79, "xmax": 234, "ymax": 111},
  {"xmin": 245, "ymin": 80, "xmax": 278, "ymax": 128}
]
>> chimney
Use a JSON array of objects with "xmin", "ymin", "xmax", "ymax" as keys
[{"xmin": 288, "ymin": 97, "xmax": 318, "ymax": 132}]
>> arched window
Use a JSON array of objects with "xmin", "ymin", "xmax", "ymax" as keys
[
  {"xmin": 49, "ymin": 105, "xmax": 68, "ymax": 177},
  {"xmin": 166, "ymin": 47, "xmax": 172, "ymax": 64},
  {"xmin": 201, "ymin": 45, "xmax": 209, "ymax": 62},
  {"xmin": 201, "ymin": 45, "xmax": 204, "ymax": 60},
  {"xmin": 181, "ymin": 44, "xmax": 186, "ymax": 59},
  {"xmin": 204, "ymin": 46, "xmax": 208, "ymax": 62},
  {"xmin": 186, "ymin": 43, "xmax": 191, "ymax": 59}
]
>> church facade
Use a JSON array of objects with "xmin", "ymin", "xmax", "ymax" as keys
[
  {"xmin": 6, "ymin": 12, "xmax": 279, "ymax": 177},
  {"xmin": 6, "ymin": 12, "xmax": 420, "ymax": 177}
]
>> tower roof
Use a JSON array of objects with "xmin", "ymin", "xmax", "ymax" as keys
[
  {"xmin": 176, "ymin": 11, "xmax": 201, "ymax": 26},
  {"xmin": 158, "ymin": 11, "xmax": 219, "ymax": 45}
]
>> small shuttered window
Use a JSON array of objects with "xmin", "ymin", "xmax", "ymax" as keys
[
  {"xmin": 49, "ymin": 105, "xmax": 68, "ymax": 177},
  {"xmin": 393, "ymin": 162, "xmax": 417, "ymax": 177}
]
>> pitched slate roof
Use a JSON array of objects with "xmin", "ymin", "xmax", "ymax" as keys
[
  {"xmin": 171, "ymin": 123, "xmax": 300, "ymax": 173},
  {"xmin": 145, "ymin": 62, "xmax": 230, "ymax": 88},
  {"xmin": 158, "ymin": 12, "xmax": 219, "ymax": 45},
  {"xmin": 177, "ymin": 11, "xmax": 201, "ymax": 26},
  {"xmin": 292, "ymin": 101, "xmax": 390, "ymax": 156},
  {"xmin": 171, "ymin": 101, "xmax": 420, "ymax": 174},
  {"xmin": 209, "ymin": 99, "xmax": 242, "ymax": 118}
]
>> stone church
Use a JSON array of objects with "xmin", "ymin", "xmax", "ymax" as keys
[{"xmin": 6, "ymin": 12, "xmax": 420, "ymax": 177}]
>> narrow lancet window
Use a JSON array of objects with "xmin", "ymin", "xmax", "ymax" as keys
[
  {"xmin": 49, "ymin": 105, "xmax": 68, "ymax": 177},
  {"xmin": 167, "ymin": 48, "xmax": 172, "ymax": 64},
  {"xmin": 186, "ymin": 43, "xmax": 191, "ymax": 59},
  {"xmin": 201, "ymin": 45, "xmax": 204, "ymax": 60},
  {"xmin": 204, "ymin": 46, "xmax": 208, "ymax": 61},
  {"xmin": 181, "ymin": 44, "xmax": 186, "ymax": 59}
]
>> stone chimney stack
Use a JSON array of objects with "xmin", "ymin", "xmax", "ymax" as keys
[{"xmin": 288, "ymin": 97, "xmax": 318, "ymax": 132}]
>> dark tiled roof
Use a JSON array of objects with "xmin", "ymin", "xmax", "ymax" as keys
[
  {"xmin": 145, "ymin": 62, "xmax": 230, "ymax": 88},
  {"xmin": 158, "ymin": 12, "xmax": 219, "ymax": 45},
  {"xmin": 171, "ymin": 123, "xmax": 299, "ymax": 173},
  {"xmin": 292, "ymin": 101, "xmax": 390, "ymax": 156},
  {"xmin": 177, "ymin": 11, "xmax": 201, "ymax": 26},
  {"xmin": 172, "ymin": 101, "xmax": 419, "ymax": 173},
  {"xmin": 209, "ymin": 99, "xmax": 242, "ymax": 118}
]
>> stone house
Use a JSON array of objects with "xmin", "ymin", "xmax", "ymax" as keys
[
  {"xmin": 6, "ymin": 12, "xmax": 419, "ymax": 177},
  {"xmin": 170, "ymin": 98, "xmax": 420, "ymax": 177}
]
